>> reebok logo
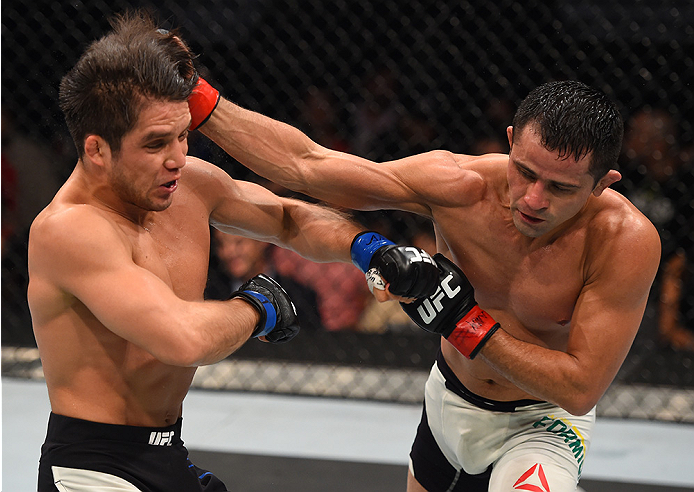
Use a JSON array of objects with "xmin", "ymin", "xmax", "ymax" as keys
[
  {"xmin": 149, "ymin": 431, "xmax": 174, "ymax": 446},
  {"xmin": 513, "ymin": 463, "xmax": 550, "ymax": 491},
  {"xmin": 416, "ymin": 272, "xmax": 461, "ymax": 324}
]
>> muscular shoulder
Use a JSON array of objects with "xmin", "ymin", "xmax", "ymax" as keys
[
  {"xmin": 30, "ymin": 203, "xmax": 131, "ymax": 274},
  {"xmin": 182, "ymin": 155, "xmax": 241, "ymax": 206},
  {"xmin": 404, "ymin": 150, "xmax": 506, "ymax": 207},
  {"xmin": 584, "ymin": 189, "xmax": 661, "ymax": 285}
]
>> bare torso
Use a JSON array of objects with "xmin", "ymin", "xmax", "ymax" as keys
[
  {"xmin": 430, "ymin": 154, "xmax": 608, "ymax": 401},
  {"xmin": 29, "ymin": 159, "xmax": 212, "ymax": 426}
]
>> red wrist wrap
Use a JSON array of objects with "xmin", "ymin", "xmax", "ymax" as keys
[
  {"xmin": 188, "ymin": 77, "xmax": 220, "ymax": 130},
  {"xmin": 446, "ymin": 305, "xmax": 500, "ymax": 359}
]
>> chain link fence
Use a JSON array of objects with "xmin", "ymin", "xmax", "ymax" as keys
[{"xmin": 2, "ymin": 0, "xmax": 693, "ymax": 422}]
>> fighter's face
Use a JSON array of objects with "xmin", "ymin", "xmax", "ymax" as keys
[
  {"xmin": 109, "ymin": 99, "xmax": 190, "ymax": 212},
  {"xmin": 506, "ymin": 125, "xmax": 597, "ymax": 238}
]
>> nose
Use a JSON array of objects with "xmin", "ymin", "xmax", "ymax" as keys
[
  {"xmin": 524, "ymin": 181, "xmax": 549, "ymax": 211},
  {"xmin": 164, "ymin": 138, "xmax": 188, "ymax": 170}
]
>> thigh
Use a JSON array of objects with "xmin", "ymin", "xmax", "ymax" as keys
[
  {"xmin": 489, "ymin": 452, "xmax": 578, "ymax": 492},
  {"xmin": 409, "ymin": 402, "xmax": 491, "ymax": 492},
  {"xmin": 488, "ymin": 408, "xmax": 596, "ymax": 492}
]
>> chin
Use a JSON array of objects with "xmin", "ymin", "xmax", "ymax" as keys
[{"xmin": 513, "ymin": 217, "xmax": 546, "ymax": 238}]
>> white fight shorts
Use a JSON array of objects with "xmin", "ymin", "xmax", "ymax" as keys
[{"xmin": 409, "ymin": 349, "xmax": 595, "ymax": 492}]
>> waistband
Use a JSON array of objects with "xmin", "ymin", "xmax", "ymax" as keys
[
  {"xmin": 46, "ymin": 412, "xmax": 183, "ymax": 446},
  {"xmin": 436, "ymin": 348, "xmax": 544, "ymax": 412}
]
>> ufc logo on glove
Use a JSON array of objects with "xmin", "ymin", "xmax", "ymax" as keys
[{"xmin": 415, "ymin": 272, "xmax": 461, "ymax": 324}]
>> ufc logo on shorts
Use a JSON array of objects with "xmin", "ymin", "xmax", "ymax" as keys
[
  {"xmin": 416, "ymin": 272, "xmax": 460, "ymax": 324},
  {"xmin": 149, "ymin": 431, "xmax": 174, "ymax": 446}
]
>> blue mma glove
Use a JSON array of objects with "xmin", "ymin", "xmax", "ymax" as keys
[{"xmin": 231, "ymin": 274, "xmax": 300, "ymax": 343}]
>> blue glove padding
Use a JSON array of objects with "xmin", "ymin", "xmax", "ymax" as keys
[
  {"xmin": 350, "ymin": 231, "xmax": 396, "ymax": 273},
  {"xmin": 231, "ymin": 274, "xmax": 300, "ymax": 343},
  {"xmin": 351, "ymin": 231, "xmax": 439, "ymax": 298}
]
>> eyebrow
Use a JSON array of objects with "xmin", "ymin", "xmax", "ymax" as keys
[
  {"xmin": 513, "ymin": 160, "xmax": 581, "ymax": 189},
  {"xmin": 140, "ymin": 131, "xmax": 175, "ymax": 143}
]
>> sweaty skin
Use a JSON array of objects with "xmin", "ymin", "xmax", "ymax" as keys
[
  {"xmin": 28, "ymin": 99, "xmax": 363, "ymax": 427},
  {"xmin": 201, "ymin": 98, "xmax": 661, "ymax": 416}
]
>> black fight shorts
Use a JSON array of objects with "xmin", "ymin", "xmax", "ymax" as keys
[{"xmin": 38, "ymin": 412, "xmax": 228, "ymax": 492}]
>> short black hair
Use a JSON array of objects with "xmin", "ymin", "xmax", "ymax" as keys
[{"xmin": 512, "ymin": 81, "xmax": 624, "ymax": 182}]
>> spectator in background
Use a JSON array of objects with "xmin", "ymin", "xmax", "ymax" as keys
[
  {"xmin": 1, "ymin": 110, "xmax": 65, "ymax": 236},
  {"xmin": 206, "ymin": 228, "xmax": 323, "ymax": 331},
  {"xmin": 618, "ymin": 106, "xmax": 694, "ymax": 350},
  {"xmin": 1, "ymin": 153, "xmax": 19, "ymax": 255},
  {"xmin": 1, "ymin": 109, "xmax": 65, "ymax": 347},
  {"xmin": 658, "ymin": 241, "xmax": 694, "ymax": 351},
  {"xmin": 352, "ymin": 65, "xmax": 401, "ymax": 159},
  {"xmin": 295, "ymin": 85, "xmax": 351, "ymax": 153},
  {"xmin": 271, "ymin": 246, "xmax": 370, "ymax": 331}
]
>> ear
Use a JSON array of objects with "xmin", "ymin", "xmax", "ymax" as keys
[
  {"xmin": 83, "ymin": 135, "xmax": 111, "ymax": 167},
  {"xmin": 592, "ymin": 170, "xmax": 621, "ymax": 197},
  {"xmin": 506, "ymin": 126, "xmax": 514, "ymax": 150}
]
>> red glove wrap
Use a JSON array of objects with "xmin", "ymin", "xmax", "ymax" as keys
[
  {"xmin": 446, "ymin": 305, "xmax": 500, "ymax": 359},
  {"xmin": 188, "ymin": 77, "xmax": 220, "ymax": 130}
]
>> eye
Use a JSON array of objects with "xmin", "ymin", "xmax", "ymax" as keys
[
  {"xmin": 146, "ymin": 140, "xmax": 165, "ymax": 150},
  {"xmin": 517, "ymin": 166, "xmax": 534, "ymax": 180},
  {"xmin": 550, "ymin": 183, "xmax": 575, "ymax": 194}
]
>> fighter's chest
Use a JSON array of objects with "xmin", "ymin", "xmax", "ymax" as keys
[
  {"xmin": 126, "ymin": 213, "xmax": 211, "ymax": 301},
  {"xmin": 447, "ymin": 223, "xmax": 586, "ymax": 329}
]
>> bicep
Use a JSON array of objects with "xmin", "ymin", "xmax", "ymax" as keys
[
  {"xmin": 298, "ymin": 148, "xmax": 467, "ymax": 215},
  {"xmin": 207, "ymin": 173, "xmax": 293, "ymax": 242},
  {"xmin": 566, "ymin": 241, "xmax": 660, "ymax": 392}
]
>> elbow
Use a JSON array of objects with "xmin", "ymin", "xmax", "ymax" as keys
[
  {"xmin": 562, "ymin": 400, "xmax": 596, "ymax": 417},
  {"xmin": 154, "ymin": 340, "xmax": 205, "ymax": 368},
  {"xmin": 556, "ymin": 388, "xmax": 600, "ymax": 416},
  {"xmin": 149, "ymin": 326, "xmax": 212, "ymax": 367}
]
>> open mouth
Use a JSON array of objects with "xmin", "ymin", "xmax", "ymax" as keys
[
  {"xmin": 162, "ymin": 180, "xmax": 177, "ymax": 189},
  {"xmin": 519, "ymin": 211, "xmax": 543, "ymax": 224}
]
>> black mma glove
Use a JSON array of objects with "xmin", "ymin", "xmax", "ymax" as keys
[
  {"xmin": 401, "ymin": 254, "xmax": 500, "ymax": 359},
  {"xmin": 350, "ymin": 231, "xmax": 439, "ymax": 298},
  {"xmin": 231, "ymin": 274, "xmax": 300, "ymax": 343}
]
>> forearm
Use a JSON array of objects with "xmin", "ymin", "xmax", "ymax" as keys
[
  {"xmin": 478, "ymin": 329, "xmax": 598, "ymax": 415},
  {"xmin": 279, "ymin": 200, "xmax": 364, "ymax": 263},
  {"xmin": 148, "ymin": 298, "xmax": 259, "ymax": 367},
  {"xmin": 202, "ymin": 98, "xmax": 318, "ymax": 190}
]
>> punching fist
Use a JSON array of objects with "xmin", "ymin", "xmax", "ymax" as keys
[
  {"xmin": 188, "ymin": 77, "xmax": 220, "ymax": 130},
  {"xmin": 401, "ymin": 254, "xmax": 500, "ymax": 359},
  {"xmin": 350, "ymin": 231, "xmax": 439, "ymax": 298},
  {"xmin": 231, "ymin": 274, "xmax": 300, "ymax": 343}
]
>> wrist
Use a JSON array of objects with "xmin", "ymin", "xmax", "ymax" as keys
[
  {"xmin": 446, "ymin": 305, "xmax": 500, "ymax": 359},
  {"xmin": 350, "ymin": 231, "xmax": 395, "ymax": 273},
  {"xmin": 233, "ymin": 291, "xmax": 276, "ymax": 337}
]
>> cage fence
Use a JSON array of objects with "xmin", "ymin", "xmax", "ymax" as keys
[{"xmin": 2, "ymin": 0, "xmax": 693, "ymax": 422}]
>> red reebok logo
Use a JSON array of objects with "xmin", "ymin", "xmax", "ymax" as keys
[{"xmin": 513, "ymin": 464, "xmax": 550, "ymax": 492}]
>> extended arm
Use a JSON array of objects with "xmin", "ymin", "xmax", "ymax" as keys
[{"xmin": 189, "ymin": 79, "xmax": 469, "ymax": 216}]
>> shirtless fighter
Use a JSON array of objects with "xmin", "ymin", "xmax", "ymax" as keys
[
  {"xmin": 187, "ymin": 77, "xmax": 661, "ymax": 491},
  {"xmin": 28, "ymin": 12, "xmax": 437, "ymax": 491}
]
